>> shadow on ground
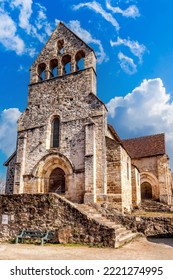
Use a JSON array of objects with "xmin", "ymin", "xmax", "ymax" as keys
[{"xmin": 147, "ymin": 237, "xmax": 173, "ymax": 248}]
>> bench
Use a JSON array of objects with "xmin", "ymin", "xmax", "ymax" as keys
[{"xmin": 15, "ymin": 229, "xmax": 55, "ymax": 245}]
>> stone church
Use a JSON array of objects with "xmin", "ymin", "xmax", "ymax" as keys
[{"xmin": 4, "ymin": 22, "xmax": 173, "ymax": 212}]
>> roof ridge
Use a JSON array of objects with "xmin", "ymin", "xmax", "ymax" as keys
[
  {"xmin": 122, "ymin": 133, "xmax": 165, "ymax": 142},
  {"xmin": 59, "ymin": 22, "xmax": 96, "ymax": 56}
]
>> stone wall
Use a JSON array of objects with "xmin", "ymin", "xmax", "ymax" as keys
[
  {"xmin": 93, "ymin": 203, "xmax": 173, "ymax": 237},
  {"xmin": 106, "ymin": 137, "xmax": 133, "ymax": 212},
  {"xmin": 132, "ymin": 156, "xmax": 158, "ymax": 178},
  {"xmin": 157, "ymin": 155, "xmax": 172, "ymax": 205},
  {"xmin": 120, "ymin": 147, "xmax": 132, "ymax": 212},
  {"xmin": 115, "ymin": 214, "xmax": 173, "ymax": 237},
  {"xmin": 0, "ymin": 194, "xmax": 116, "ymax": 247},
  {"xmin": 106, "ymin": 137, "xmax": 121, "ymax": 195}
]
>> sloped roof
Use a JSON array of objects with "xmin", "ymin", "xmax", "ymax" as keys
[
  {"xmin": 107, "ymin": 124, "xmax": 122, "ymax": 143},
  {"xmin": 31, "ymin": 21, "xmax": 96, "ymax": 68},
  {"xmin": 59, "ymin": 22, "xmax": 95, "ymax": 54},
  {"xmin": 107, "ymin": 124, "xmax": 131, "ymax": 156},
  {"xmin": 122, "ymin": 133, "xmax": 165, "ymax": 159},
  {"xmin": 3, "ymin": 151, "xmax": 16, "ymax": 166}
]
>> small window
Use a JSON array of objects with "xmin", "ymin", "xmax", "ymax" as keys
[
  {"xmin": 62, "ymin": 54, "xmax": 71, "ymax": 75},
  {"xmin": 57, "ymin": 39, "xmax": 64, "ymax": 55},
  {"xmin": 51, "ymin": 117, "xmax": 60, "ymax": 148},
  {"xmin": 37, "ymin": 63, "xmax": 46, "ymax": 81},
  {"xmin": 50, "ymin": 59, "xmax": 58, "ymax": 78},
  {"xmin": 75, "ymin": 50, "xmax": 85, "ymax": 71}
]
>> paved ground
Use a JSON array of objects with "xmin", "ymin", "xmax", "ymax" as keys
[{"xmin": 0, "ymin": 237, "xmax": 173, "ymax": 260}]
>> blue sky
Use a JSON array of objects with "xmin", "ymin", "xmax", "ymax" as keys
[{"xmin": 1, "ymin": 0, "xmax": 173, "ymax": 178}]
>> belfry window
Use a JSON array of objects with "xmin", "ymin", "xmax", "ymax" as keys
[
  {"xmin": 57, "ymin": 39, "xmax": 64, "ymax": 55},
  {"xmin": 51, "ymin": 117, "xmax": 60, "ymax": 148},
  {"xmin": 37, "ymin": 63, "xmax": 46, "ymax": 81},
  {"xmin": 62, "ymin": 54, "xmax": 71, "ymax": 75},
  {"xmin": 75, "ymin": 50, "xmax": 85, "ymax": 71},
  {"xmin": 50, "ymin": 59, "xmax": 58, "ymax": 78}
]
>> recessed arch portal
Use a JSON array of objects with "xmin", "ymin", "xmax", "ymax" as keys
[
  {"xmin": 33, "ymin": 153, "xmax": 74, "ymax": 194},
  {"xmin": 140, "ymin": 172, "xmax": 159, "ymax": 200}
]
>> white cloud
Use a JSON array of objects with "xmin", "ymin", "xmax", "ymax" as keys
[
  {"xmin": 118, "ymin": 52, "xmax": 137, "ymax": 74},
  {"xmin": 10, "ymin": 0, "xmax": 33, "ymax": 34},
  {"xmin": 0, "ymin": 1, "xmax": 54, "ymax": 55},
  {"xmin": 73, "ymin": 1, "xmax": 120, "ymax": 31},
  {"xmin": 0, "ymin": 10, "xmax": 25, "ymax": 55},
  {"xmin": 0, "ymin": 108, "xmax": 21, "ymax": 156},
  {"xmin": 68, "ymin": 20, "xmax": 108, "ymax": 64},
  {"xmin": 10, "ymin": 1, "xmax": 54, "ymax": 42},
  {"xmin": 111, "ymin": 36, "xmax": 147, "ymax": 63},
  {"xmin": 106, "ymin": 0, "xmax": 140, "ymax": 18},
  {"xmin": 33, "ymin": 3, "xmax": 54, "ymax": 41},
  {"xmin": 106, "ymin": 78, "xmax": 173, "ymax": 167}
]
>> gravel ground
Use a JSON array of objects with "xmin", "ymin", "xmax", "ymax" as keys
[{"xmin": 0, "ymin": 237, "xmax": 173, "ymax": 260}]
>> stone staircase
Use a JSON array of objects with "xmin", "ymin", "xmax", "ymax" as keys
[
  {"xmin": 76, "ymin": 203, "xmax": 140, "ymax": 248},
  {"xmin": 139, "ymin": 200, "xmax": 172, "ymax": 213}
]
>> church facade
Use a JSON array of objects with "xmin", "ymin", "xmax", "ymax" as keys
[{"xmin": 4, "ymin": 22, "xmax": 173, "ymax": 212}]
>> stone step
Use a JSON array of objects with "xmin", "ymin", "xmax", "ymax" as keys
[
  {"xmin": 75, "ymin": 203, "xmax": 139, "ymax": 248},
  {"xmin": 115, "ymin": 227, "xmax": 129, "ymax": 235},
  {"xmin": 115, "ymin": 232, "xmax": 138, "ymax": 248},
  {"xmin": 118, "ymin": 229, "xmax": 132, "ymax": 238},
  {"xmin": 140, "ymin": 200, "xmax": 171, "ymax": 212},
  {"xmin": 89, "ymin": 213, "xmax": 102, "ymax": 218}
]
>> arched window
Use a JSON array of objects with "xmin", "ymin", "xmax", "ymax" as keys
[
  {"xmin": 75, "ymin": 50, "xmax": 85, "ymax": 71},
  {"xmin": 37, "ymin": 63, "xmax": 46, "ymax": 81},
  {"xmin": 57, "ymin": 39, "xmax": 64, "ymax": 55},
  {"xmin": 62, "ymin": 54, "xmax": 71, "ymax": 75},
  {"xmin": 50, "ymin": 59, "xmax": 58, "ymax": 78},
  {"xmin": 51, "ymin": 117, "xmax": 60, "ymax": 148}
]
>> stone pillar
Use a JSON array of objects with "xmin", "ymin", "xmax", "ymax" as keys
[
  {"xmin": 131, "ymin": 166, "xmax": 141, "ymax": 207},
  {"xmin": 84, "ymin": 123, "xmax": 96, "ymax": 203},
  {"xmin": 158, "ymin": 155, "xmax": 172, "ymax": 205},
  {"xmin": 30, "ymin": 67, "xmax": 37, "ymax": 84},
  {"xmin": 13, "ymin": 132, "xmax": 27, "ymax": 194},
  {"xmin": 71, "ymin": 56, "xmax": 76, "ymax": 73}
]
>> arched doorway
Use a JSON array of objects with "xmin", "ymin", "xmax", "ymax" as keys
[
  {"xmin": 33, "ymin": 153, "xmax": 74, "ymax": 194},
  {"xmin": 141, "ymin": 182, "xmax": 152, "ymax": 199},
  {"xmin": 49, "ymin": 167, "xmax": 65, "ymax": 194},
  {"xmin": 140, "ymin": 172, "xmax": 159, "ymax": 200}
]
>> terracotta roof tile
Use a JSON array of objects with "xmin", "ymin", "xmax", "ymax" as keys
[{"xmin": 122, "ymin": 134, "xmax": 165, "ymax": 159}]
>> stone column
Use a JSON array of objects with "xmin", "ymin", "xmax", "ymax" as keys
[{"xmin": 84, "ymin": 123, "xmax": 96, "ymax": 203}]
